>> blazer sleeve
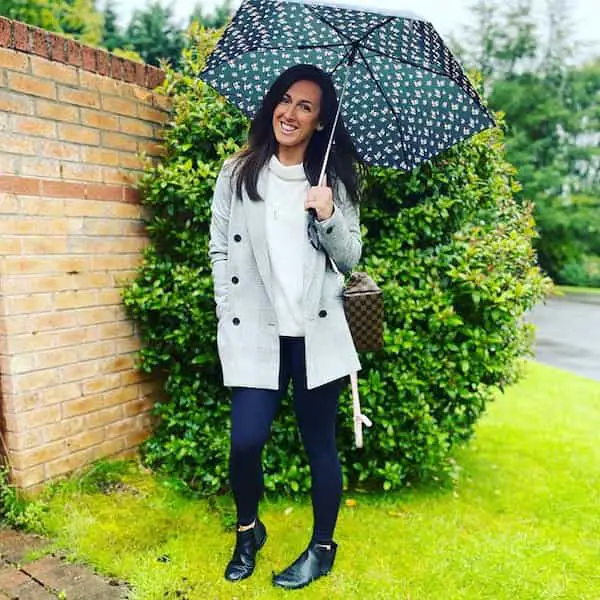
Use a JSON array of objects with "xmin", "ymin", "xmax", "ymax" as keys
[
  {"xmin": 208, "ymin": 163, "xmax": 234, "ymax": 319},
  {"xmin": 313, "ymin": 182, "xmax": 362, "ymax": 273}
]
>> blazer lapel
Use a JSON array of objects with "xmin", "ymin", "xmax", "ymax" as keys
[{"xmin": 242, "ymin": 172, "xmax": 275, "ymax": 307}]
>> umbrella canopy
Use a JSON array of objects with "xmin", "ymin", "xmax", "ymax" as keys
[{"xmin": 200, "ymin": 0, "xmax": 495, "ymax": 172}]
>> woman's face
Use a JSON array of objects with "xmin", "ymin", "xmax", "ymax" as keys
[{"xmin": 272, "ymin": 79, "xmax": 323, "ymax": 161}]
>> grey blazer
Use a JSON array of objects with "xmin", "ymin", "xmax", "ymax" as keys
[{"xmin": 208, "ymin": 159, "xmax": 361, "ymax": 390}]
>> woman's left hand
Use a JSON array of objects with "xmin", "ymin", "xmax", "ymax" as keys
[{"xmin": 305, "ymin": 180, "xmax": 334, "ymax": 222}]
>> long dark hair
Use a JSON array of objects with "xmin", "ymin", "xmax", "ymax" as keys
[{"xmin": 234, "ymin": 64, "xmax": 363, "ymax": 205}]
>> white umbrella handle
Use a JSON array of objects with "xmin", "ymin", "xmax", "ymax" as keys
[{"xmin": 351, "ymin": 371, "xmax": 372, "ymax": 448}]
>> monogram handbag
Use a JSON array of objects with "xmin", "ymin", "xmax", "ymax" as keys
[
  {"xmin": 342, "ymin": 272, "xmax": 384, "ymax": 352},
  {"xmin": 309, "ymin": 214, "xmax": 384, "ymax": 351},
  {"xmin": 340, "ymin": 270, "xmax": 384, "ymax": 448}
]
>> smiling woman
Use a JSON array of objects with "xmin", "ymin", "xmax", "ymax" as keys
[{"xmin": 208, "ymin": 64, "xmax": 364, "ymax": 589}]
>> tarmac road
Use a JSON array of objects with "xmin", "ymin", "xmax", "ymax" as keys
[{"xmin": 528, "ymin": 294, "xmax": 600, "ymax": 382}]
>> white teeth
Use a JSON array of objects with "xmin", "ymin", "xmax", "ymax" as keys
[{"xmin": 280, "ymin": 122, "xmax": 297, "ymax": 133}]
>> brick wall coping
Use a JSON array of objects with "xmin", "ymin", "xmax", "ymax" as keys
[
  {"xmin": 0, "ymin": 175, "xmax": 140, "ymax": 203},
  {"xmin": 0, "ymin": 17, "xmax": 166, "ymax": 90}
]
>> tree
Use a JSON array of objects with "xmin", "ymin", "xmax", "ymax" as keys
[
  {"xmin": 0, "ymin": 0, "xmax": 103, "ymax": 44},
  {"xmin": 56, "ymin": 0, "xmax": 103, "ymax": 45},
  {"xmin": 0, "ymin": 0, "xmax": 61, "ymax": 30},
  {"xmin": 190, "ymin": 0, "xmax": 233, "ymax": 29},
  {"xmin": 455, "ymin": 0, "xmax": 537, "ymax": 93},
  {"xmin": 458, "ymin": 0, "xmax": 600, "ymax": 285},
  {"xmin": 124, "ymin": 1, "xmax": 185, "ymax": 68},
  {"xmin": 100, "ymin": 0, "xmax": 125, "ymax": 52}
]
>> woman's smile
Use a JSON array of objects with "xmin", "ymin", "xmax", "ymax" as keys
[{"xmin": 278, "ymin": 121, "xmax": 298, "ymax": 135}]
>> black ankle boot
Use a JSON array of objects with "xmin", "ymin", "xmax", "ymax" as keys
[
  {"xmin": 272, "ymin": 540, "xmax": 337, "ymax": 590},
  {"xmin": 224, "ymin": 519, "xmax": 267, "ymax": 582}
]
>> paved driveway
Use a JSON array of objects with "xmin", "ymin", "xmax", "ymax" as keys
[{"xmin": 528, "ymin": 294, "xmax": 600, "ymax": 382}]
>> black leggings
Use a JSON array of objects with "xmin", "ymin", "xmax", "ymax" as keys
[{"xmin": 229, "ymin": 337, "xmax": 343, "ymax": 544}]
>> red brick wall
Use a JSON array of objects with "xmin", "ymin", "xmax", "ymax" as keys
[{"xmin": 0, "ymin": 19, "xmax": 169, "ymax": 489}]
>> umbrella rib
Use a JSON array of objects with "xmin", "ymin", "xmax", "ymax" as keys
[
  {"xmin": 305, "ymin": 5, "xmax": 354, "ymax": 44},
  {"xmin": 360, "ymin": 45, "xmax": 488, "ymax": 110},
  {"xmin": 329, "ymin": 45, "xmax": 355, "ymax": 77},
  {"xmin": 355, "ymin": 17, "xmax": 396, "ymax": 45},
  {"xmin": 357, "ymin": 18, "xmax": 456, "ymax": 81},
  {"xmin": 257, "ymin": 42, "xmax": 349, "ymax": 51},
  {"xmin": 361, "ymin": 44, "xmax": 450, "ymax": 80},
  {"xmin": 356, "ymin": 46, "xmax": 410, "ymax": 165},
  {"xmin": 304, "ymin": 8, "xmax": 397, "ymax": 55}
]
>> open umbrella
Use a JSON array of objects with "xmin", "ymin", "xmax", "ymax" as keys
[
  {"xmin": 200, "ymin": 0, "xmax": 496, "ymax": 447},
  {"xmin": 200, "ymin": 0, "xmax": 495, "ymax": 182}
]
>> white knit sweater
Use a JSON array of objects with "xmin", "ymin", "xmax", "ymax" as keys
[{"xmin": 264, "ymin": 155, "xmax": 311, "ymax": 336}]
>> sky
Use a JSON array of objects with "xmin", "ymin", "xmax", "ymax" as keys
[{"xmin": 114, "ymin": 0, "xmax": 599, "ymax": 58}]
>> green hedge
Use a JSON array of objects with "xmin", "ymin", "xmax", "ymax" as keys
[{"xmin": 122, "ymin": 26, "xmax": 550, "ymax": 494}]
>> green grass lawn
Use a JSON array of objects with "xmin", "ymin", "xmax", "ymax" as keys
[
  {"xmin": 38, "ymin": 362, "xmax": 600, "ymax": 600},
  {"xmin": 556, "ymin": 285, "xmax": 600, "ymax": 296}
]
